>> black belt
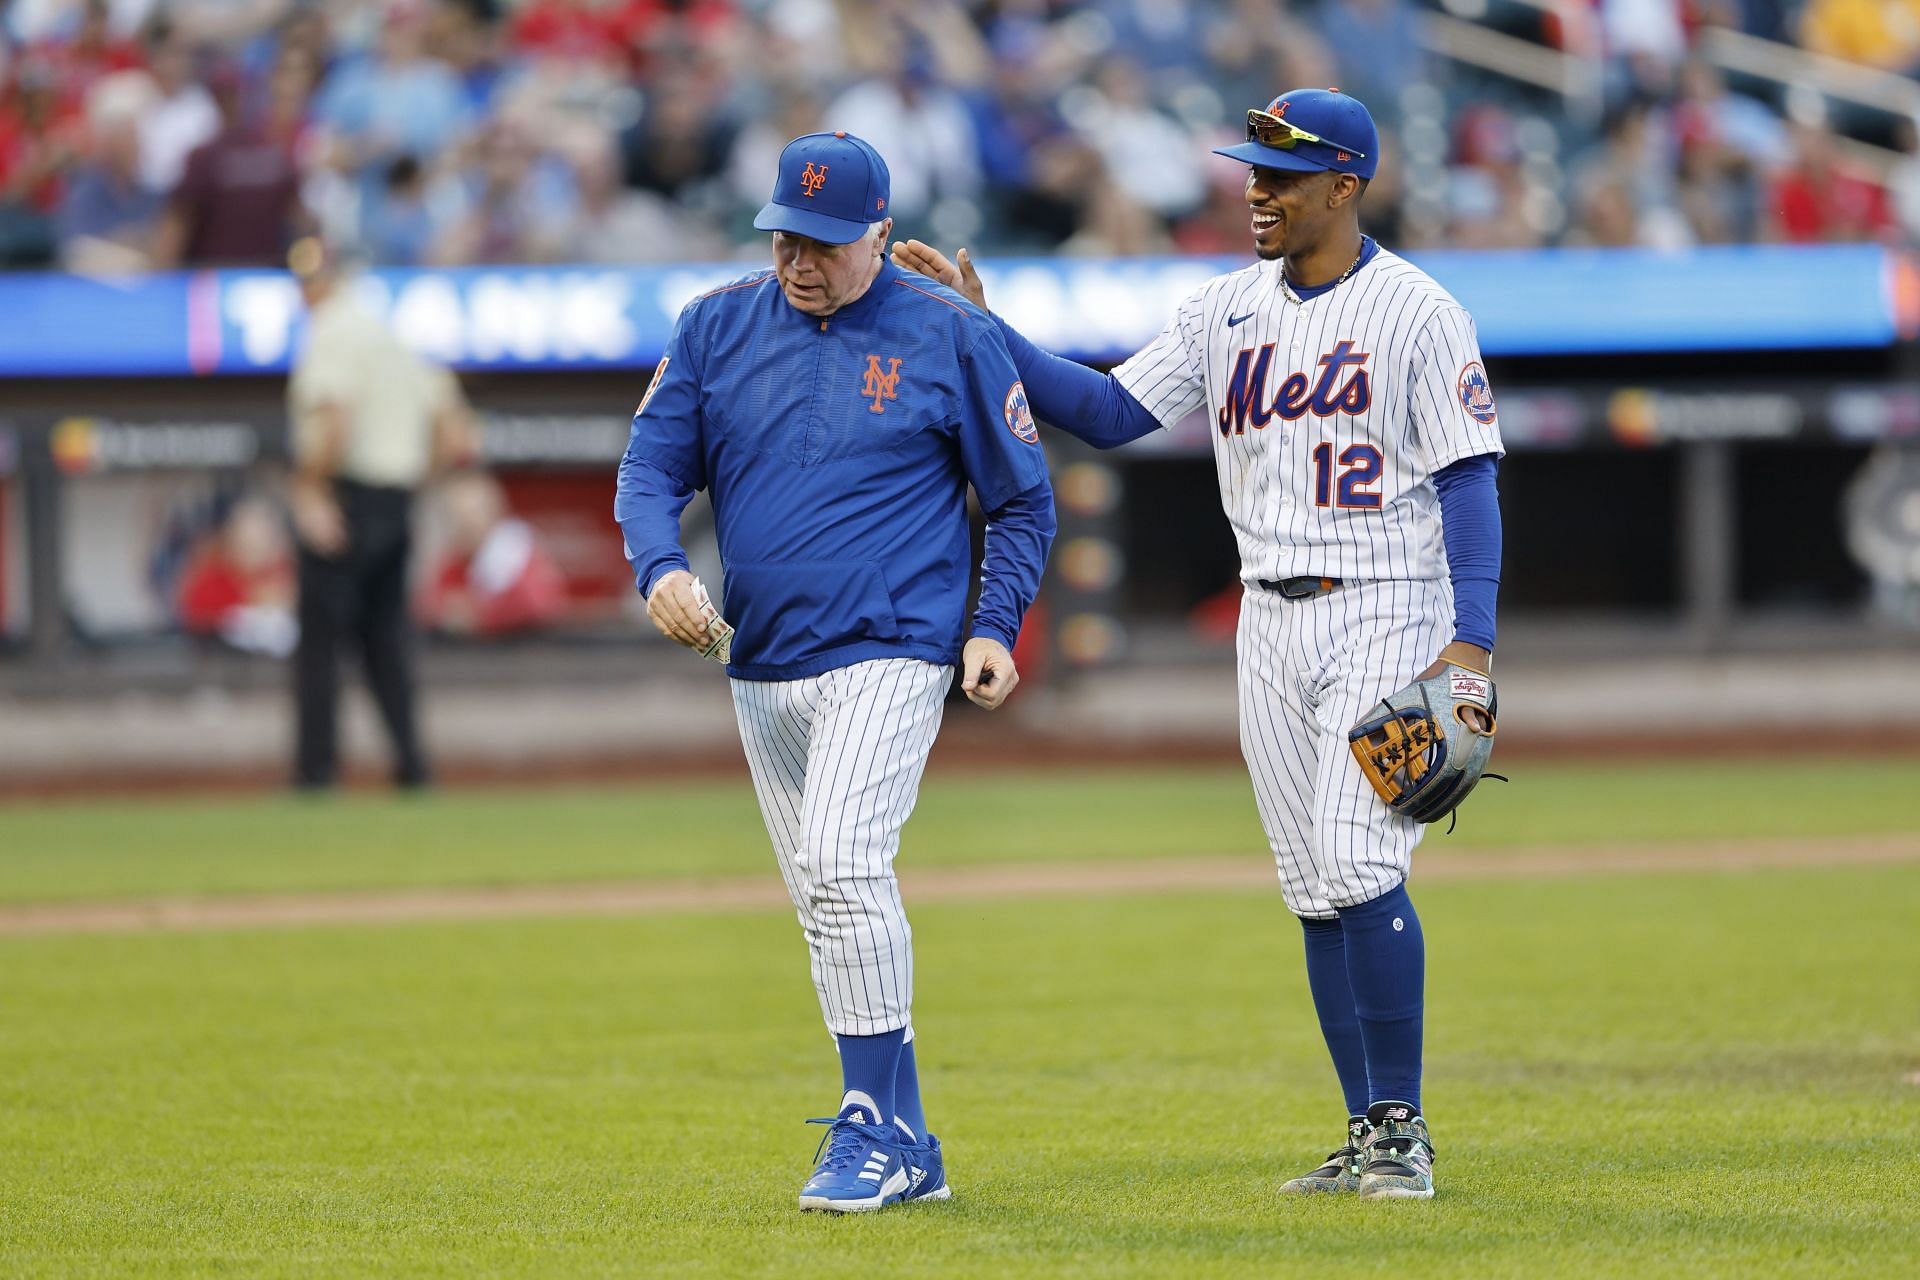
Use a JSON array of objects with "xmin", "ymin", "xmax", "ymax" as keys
[{"xmin": 1257, "ymin": 575, "xmax": 1342, "ymax": 599}]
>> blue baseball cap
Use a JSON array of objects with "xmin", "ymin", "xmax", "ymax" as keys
[
  {"xmin": 753, "ymin": 131, "xmax": 892, "ymax": 244},
  {"xmin": 1212, "ymin": 88, "xmax": 1380, "ymax": 181}
]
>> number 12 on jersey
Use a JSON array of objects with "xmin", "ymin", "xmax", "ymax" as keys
[{"xmin": 1312, "ymin": 442, "xmax": 1383, "ymax": 509}]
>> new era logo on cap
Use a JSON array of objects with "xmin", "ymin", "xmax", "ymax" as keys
[{"xmin": 754, "ymin": 131, "xmax": 892, "ymax": 244}]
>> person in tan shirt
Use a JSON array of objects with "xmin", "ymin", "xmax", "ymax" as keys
[{"xmin": 286, "ymin": 237, "xmax": 473, "ymax": 789}]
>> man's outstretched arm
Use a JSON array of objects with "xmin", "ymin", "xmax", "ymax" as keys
[{"xmin": 891, "ymin": 240, "xmax": 1165, "ymax": 450}]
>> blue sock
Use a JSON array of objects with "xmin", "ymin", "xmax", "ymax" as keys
[
  {"xmin": 1336, "ymin": 883, "xmax": 1424, "ymax": 1113},
  {"xmin": 835, "ymin": 1029, "xmax": 905, "ymax": 1126},
  {"xmin": 892, "ymin": 1039, "xmax": 928, "ymax": 1141},
  {"xmin": 1299, "ymin": 915, "xmax": 1371, "ymax": 1118}
]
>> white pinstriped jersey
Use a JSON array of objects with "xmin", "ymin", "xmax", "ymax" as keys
[{"xmin": 1113, "ymin": 250, "xmax": 1504, "ymax": 584}]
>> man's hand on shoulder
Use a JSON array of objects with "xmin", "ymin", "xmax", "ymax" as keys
[
  {"xmin": 891, "ymin": 240, "xmax": 989, "ymax": 313},
  {"xmin": 961, "ymin": 636, "xmax": 1019, "ymax": 710}
]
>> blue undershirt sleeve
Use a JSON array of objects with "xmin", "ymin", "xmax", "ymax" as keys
[
  {"xmin": 993, "ymin": 314, "xmax": 1163, "ymax": 449},
  {"xmin": 1432, "ymin": 453, "xmax": 1502, "ymax": 652}
]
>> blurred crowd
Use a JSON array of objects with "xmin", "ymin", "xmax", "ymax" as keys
[
  {"xmin": 4, "ymin": 0, "xmax": 1920, "ymax": 273},
  {"xmin": 165, "ymin": 469, "xmax": 574, "ymax": 652}
]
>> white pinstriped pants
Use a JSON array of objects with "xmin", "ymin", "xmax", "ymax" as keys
[
  {"xmin": 1237, "ymin": 579, "xmax": 1452, "ymax": 919},
  {"xmin": 730, "ymin": 659, "xmax": 952, "ymax": 1037}
]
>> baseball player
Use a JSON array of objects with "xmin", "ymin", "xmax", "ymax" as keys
[
  {"xmin": 892, "ymin": 89, "xmax": 1503, "ymax": 1200},
  {"xmin": 615, "ymin": 131, "xmax": 1055, "ymax": 1212}
]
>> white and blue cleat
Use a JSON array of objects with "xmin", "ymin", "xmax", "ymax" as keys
[
  {"xmin": 899, "ymin": 1132, "xmax": 952, "ymax": 1204},
  {"xmin": 798, "ymin": 1100, "xmax": 912, "ymax": 1213}
]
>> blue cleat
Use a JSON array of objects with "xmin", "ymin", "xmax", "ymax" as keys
[
  {"xmin": 899, "ymin": 1132, "xmax": 952, "ymax": 1204},
  {"xmin": 798, "ymin": 1103, "xmax": 911, "ymax": 1212}
]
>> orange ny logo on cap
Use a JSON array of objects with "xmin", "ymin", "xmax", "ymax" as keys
[{"xmin": 801, "ymin": 162, "xmax": 829, "ymax": 197}]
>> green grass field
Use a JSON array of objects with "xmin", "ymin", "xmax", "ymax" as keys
[
  {"xmin": 2, "ymin": 760, "xmax": 1917, "ymax": 1277},
  {"xmin": 0, "ymin": 758, "xmax": 1915, "ymax": 903}
]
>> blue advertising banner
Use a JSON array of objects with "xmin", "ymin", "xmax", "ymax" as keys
[{"xmin": 0, "ymin": 245, "xmax": 1909, "ymax": 378}]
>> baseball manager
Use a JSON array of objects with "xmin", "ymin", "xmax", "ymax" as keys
[{"xmin": 615, "ymin": 131, "xmax": 1055, "ymax": 1213}]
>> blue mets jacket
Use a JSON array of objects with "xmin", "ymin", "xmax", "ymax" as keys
[{"xmin": 615, "ymin": 260, "xmax": 1057, "ymax": 681}]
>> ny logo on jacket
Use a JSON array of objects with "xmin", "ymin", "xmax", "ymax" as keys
[{"xmin": 862, "ymin": 355, "xmax": 903, "ymax": 412}]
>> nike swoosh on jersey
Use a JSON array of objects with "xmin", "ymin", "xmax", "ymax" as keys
[{"xmin": 1227, "ymin": 312, "xmax": 1256, "ymax": 328}]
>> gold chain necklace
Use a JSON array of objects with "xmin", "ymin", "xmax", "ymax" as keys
[{"xmin": 1280, "ymin": 244, "xmax": 1365, "ymax": 306}]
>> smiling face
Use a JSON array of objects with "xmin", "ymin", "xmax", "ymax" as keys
[
  {"xmin": 1245, "ymin": 165, "xmax": 1359, "ymax": 261},
  {"xmin": 771, "ymin": 220, "xmax": 892, "ymax": 317}
]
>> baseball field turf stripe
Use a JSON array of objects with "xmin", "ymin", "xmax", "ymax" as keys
[{"xmin": 1, "ymin": 832, "xmax": 1913, "ymax": 937}]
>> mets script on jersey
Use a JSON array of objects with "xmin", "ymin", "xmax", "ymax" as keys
[{"xmin": 1110, "ymin": 250, "xmax": 1503, "ymax": 586}]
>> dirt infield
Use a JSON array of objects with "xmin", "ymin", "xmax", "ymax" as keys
[{"xmin": 1, "ymin": 832, "xmax": 1913, "ymax": 938}]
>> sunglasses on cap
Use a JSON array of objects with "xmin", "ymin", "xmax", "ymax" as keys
[{"xmin": 1246, "ymin": 109, "xmax": 1369, "ymax": 160}]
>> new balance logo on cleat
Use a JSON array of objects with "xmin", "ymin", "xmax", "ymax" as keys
[{"xmin": 1357, "ymin": 1102, "xmax": 1435, "ymax": 1200}]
